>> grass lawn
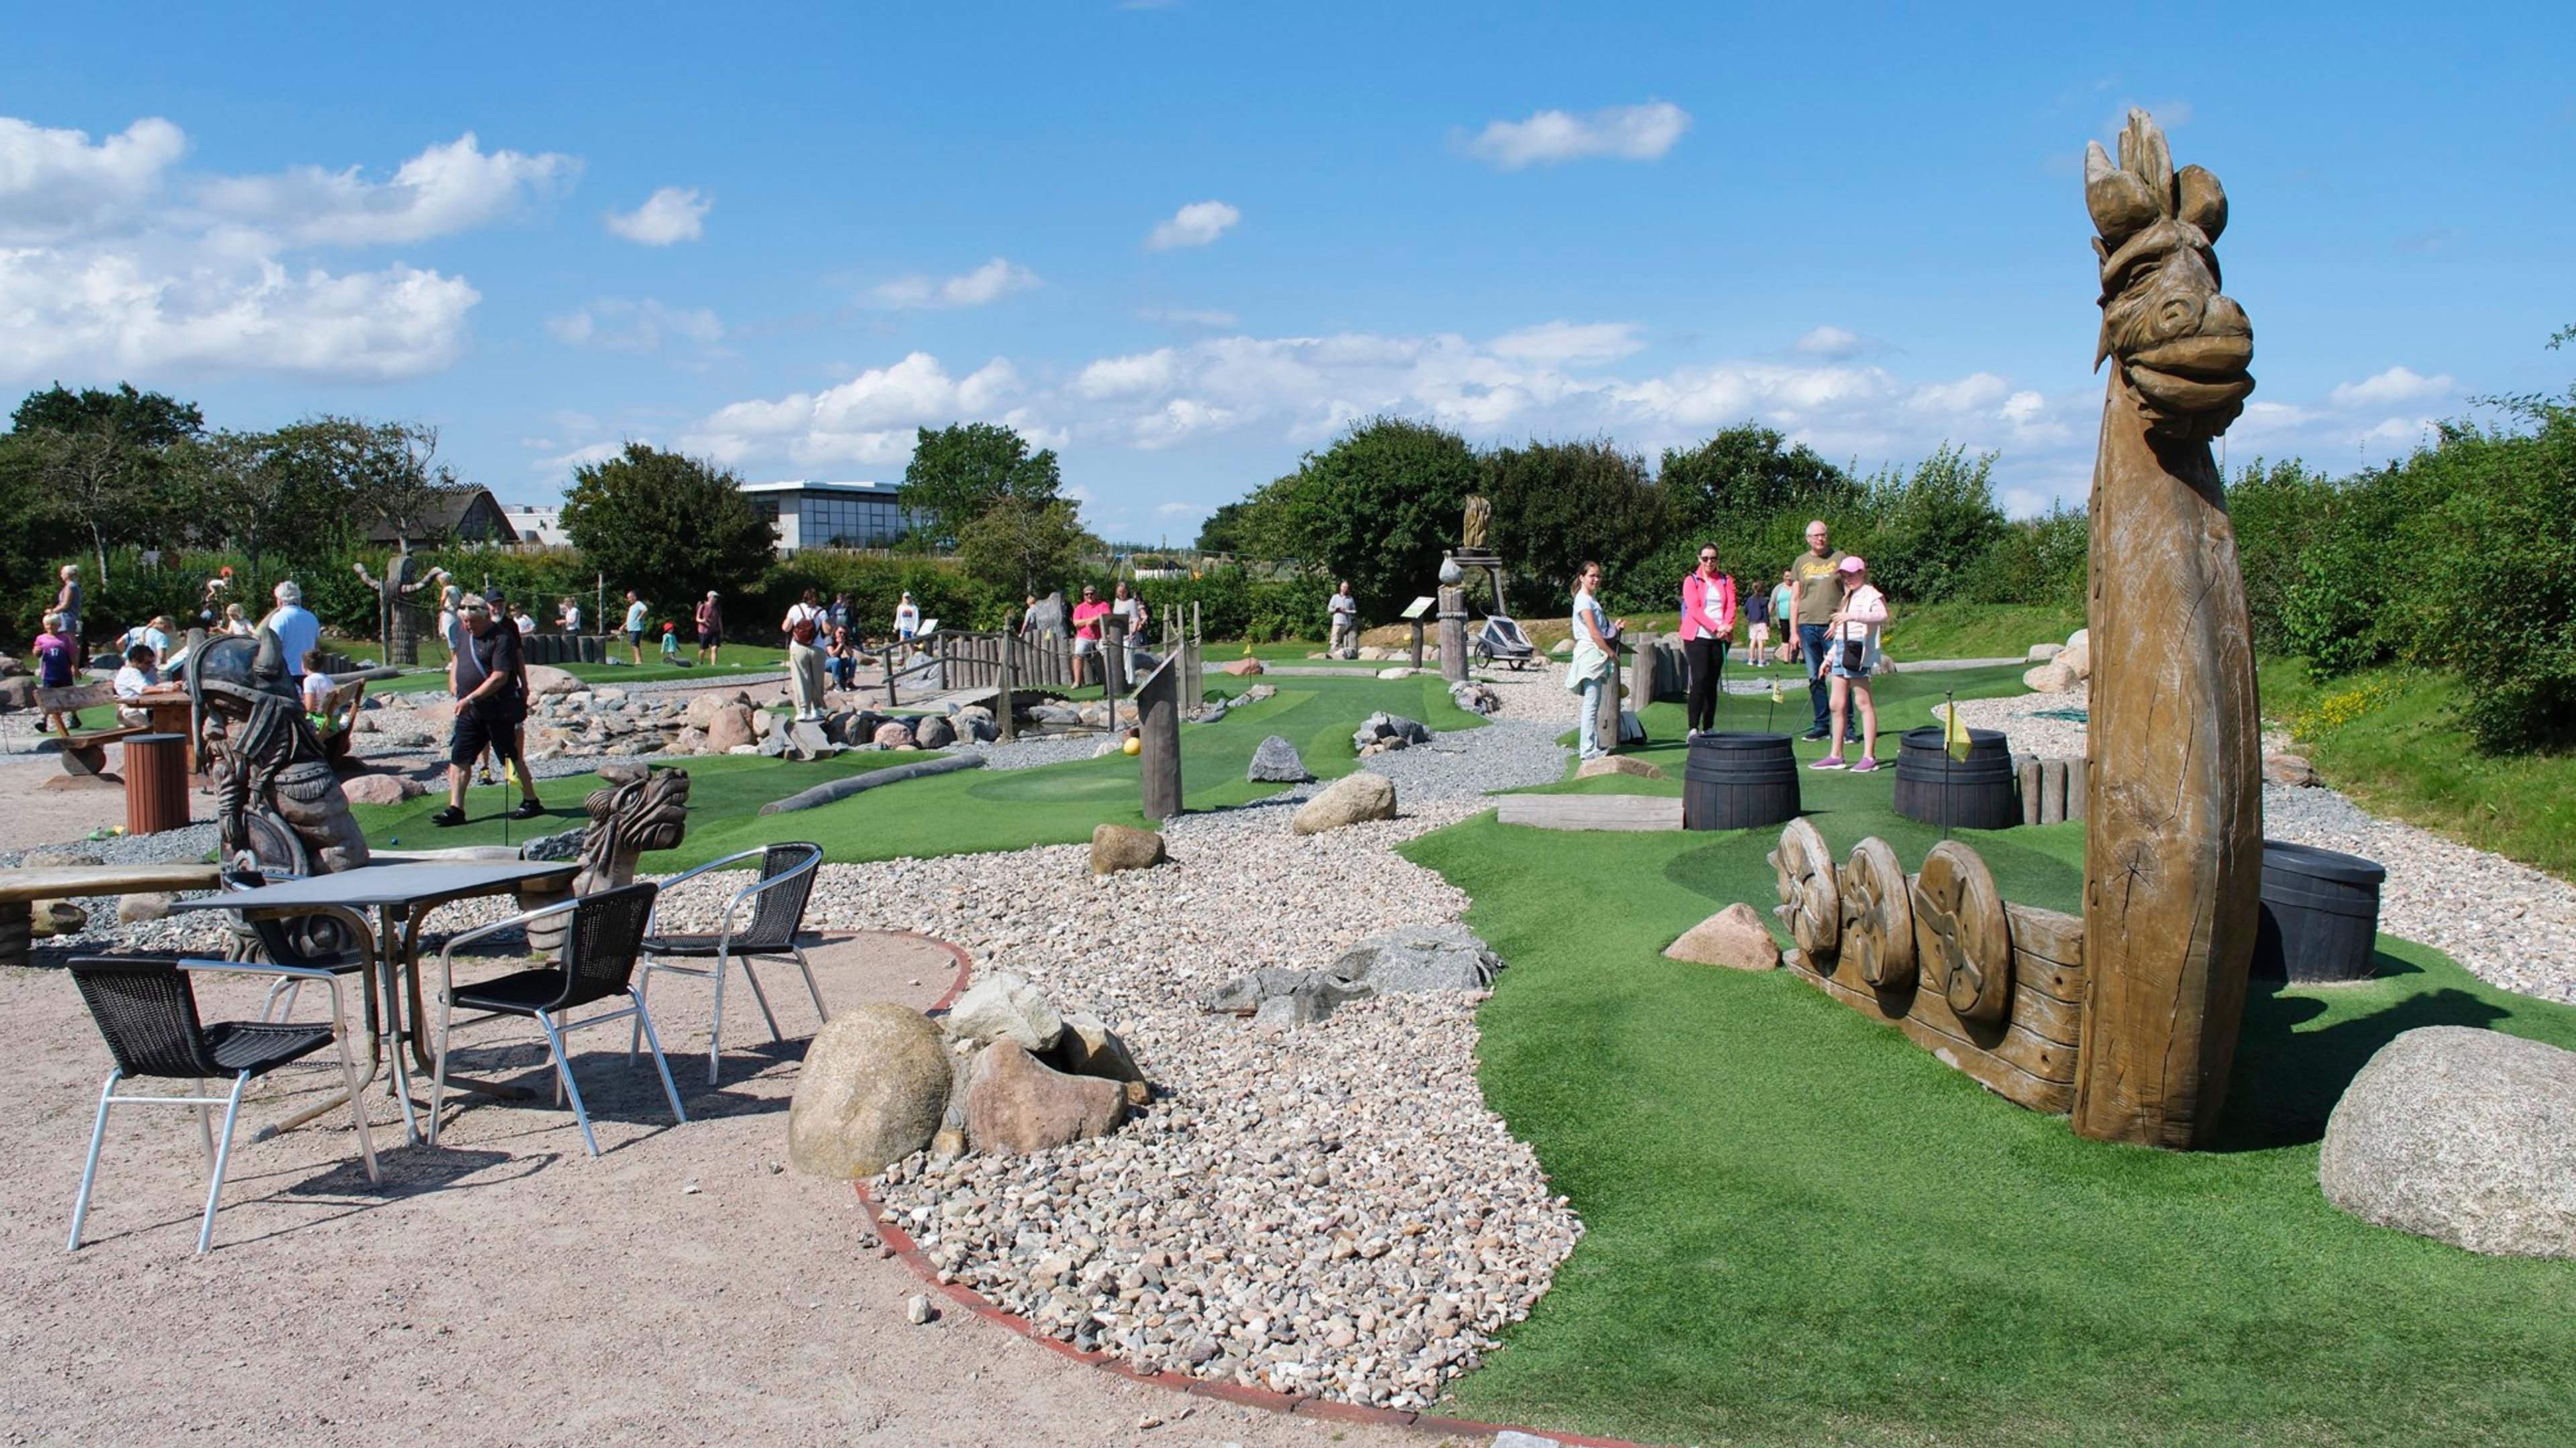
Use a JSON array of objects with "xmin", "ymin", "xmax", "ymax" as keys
[
  {"xmin": 2260, "ymin": 661, "xmax": 2576, "ymax": 883},
  {"xmin": 350, "ymin": 671, "xmax": 1481, "ymax": 867},
  {"xmin": 1400, "ymin": 683, "xmax": 2576, "ymax": 1446}
]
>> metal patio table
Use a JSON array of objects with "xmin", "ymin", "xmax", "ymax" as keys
[{"xmin": 170, "ymin": 860, "xmax": 580, "ymax": 1141}]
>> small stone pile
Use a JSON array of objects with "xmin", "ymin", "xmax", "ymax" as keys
[
  {"xmin": 1203, "ymin": 922, "xmax": 1505, "ymax": 1027},
  {"xmin": 1352, "ymin": 712, "xmax": 1433, "ymax": 757}
]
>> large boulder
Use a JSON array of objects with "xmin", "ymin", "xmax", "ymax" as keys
[
  {"xmin": 782, "ymin": 719, "xmax": 837, "ymax": 761},
  {"xmin": 2320, "ymin": 1026, "xmax": 2576, "ymax": 1258},
  {"xmin": 953, "ymin": 706, "xmax": 998, "ymax": 743},
  {"xmin": 2264, "ymin": 752, "xmax": 2320, "ymax": 787},
  {"xmin": 525, "ymin": 664, "xmax": 582, "ymax": 697},
  {"xmin": 963, "ymin": 1040, "xmax": 1127, "ymax": 1155},
  {"xmin": 2027, "ymin": 642, "xmax": 2064, "ymax": 663},
  {"xmin": 340, "ymin": 772, "xmax": 427, "ymax": 807},
  {"xmin": 913, "ymin": 713, "xmax": 955, "ymax": 749},
  {"xmin": 1247, "ymin": 735, "xmax": 1309, "ymax": 783},
  {"xmin": 1664, "ymin": 903, "xmax": 1781, "ymax": 970},
  {"xmin": 787, "ymin": 1003, "xmax": 955, "ymax": 1179},
  {"xmin": 1327, "ymin": 922, "xmax": 1503, "ymax": 993},
  {"xmin": 872, "ymin": 720, "xmax": 915, "ymax": 749},
  {"xmin": 1220, "ymin": 657, "xmax": 1265, "ymax": 677},
  {"xmin": 1576, "ymin": 755, "xmax": 1664, "ymax": 781},
  {"xmin": 1090, "ymin": 823, "xmax": 1167, "ymax": 875},
  {"xmin": 685, "ymin": 690, "xmax": 748, "ymax": 730},
  {"xmin": 1291, "ymin": 772, "xmax": 1397, "ymax": 834},
  {"xmin": 0, "ymin": 677, "xmax": 33, "ymax": 711},
  {"xmin": 943, "ymin": 970, "xmax": 1064, "ymax": 1052},
  {"xmin": 705, "ymin": 703, "xmax": 757, "ymax": 753},
  {"xmin": 2022, "ymin": 661, "xmax": 2079, "ymax": 694},
  {"xmin": 2057, "ymin": 628, "xmax": 2091, "ymax": 679}
]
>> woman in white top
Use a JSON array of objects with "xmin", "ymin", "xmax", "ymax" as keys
[
  {"xmin": 782, "ymin": 589, "xmax": 828, "ymax": 720},
  {"xmin": 1111, "ymin": 581, "xmax": 1148, "ymax": 672},
  {"xmin": 1813, "ymin": 555, "xmax": 1890, "ymax": 772},
  {"xmin": 1562, "ymin": 561, "xmax": 1627, "ymax": 762}
]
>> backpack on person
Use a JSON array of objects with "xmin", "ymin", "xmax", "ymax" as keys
[{"xmin": 790, "ymin": 612, "xmax": 818, "ymax": 646}]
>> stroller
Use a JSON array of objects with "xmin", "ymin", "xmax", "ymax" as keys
[{"xmin": 1473, "ymin": 615, "xmax": 1539, "ymax": 670}]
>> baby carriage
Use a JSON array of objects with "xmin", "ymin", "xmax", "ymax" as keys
[{"xmin": 1473, "ymin": 615, "xmax": 1538, "ymax": 670}]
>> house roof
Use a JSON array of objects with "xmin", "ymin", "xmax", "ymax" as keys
[{"xmin": 362, "ymin": 486, "xmax": 518, "ymax": 544}]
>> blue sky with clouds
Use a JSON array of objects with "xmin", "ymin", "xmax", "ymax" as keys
[{"xmin": 3, "ymin": 2, "xmax": 2568, "ymax": 541}]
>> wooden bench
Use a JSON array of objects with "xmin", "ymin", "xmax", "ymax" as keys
[
  {"xmin": 0, "ymin": 862, "xmax": 224, "ymax": 968},
  {"xmin": 33, "ymin": 683, "xmax": 146, "ymax": 779}
]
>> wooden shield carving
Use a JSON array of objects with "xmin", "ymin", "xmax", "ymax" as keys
[
  {"xmin": 1914, "ymin": 840, "xmax": 2011, "ymax": 1024},
  {"xmin": 1769, "ymin": 818, "xmax": 1840, "ymax": 966},
  {"xmin": 1839, "ymin": 836, "xmax": 1916, "ymax": 991}
]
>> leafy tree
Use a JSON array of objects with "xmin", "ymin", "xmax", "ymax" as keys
[
  {"xmin": 1652, "ymin": 425, "xmax": 1865, "ymax": 603},
  {"xmin": 956, "ymin": 497, "xmax": 1097, "ymax": 600},
  {"xmin": 1193, "ymin": 499, "xmax": 1258, "ymax": 556},
  {"xmin": 560, "ymin": 443, "xmax": 777, "ymax": 607},
  {"xmin": 1481, "ymin": 437, "xmax": 1664, "ymax": 613},
  {"xmin": 1263, "ymin": 416, "xmax": 1479, "ymax": 617},
  {"xmin": 7, "ymin": 382, "xmax": 205, "ymax": 585},
  {"xmin": 900, "ymin": 422, "xmax": 1063, "ymax": 548},
  {"xmin": 1862, "ymin": 445, "xmax": 2007, "ymax": 602}
]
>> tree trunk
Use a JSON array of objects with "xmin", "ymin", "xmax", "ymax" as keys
[{"xmin": 2072, "ymin": 371, "xmax": 2263, "ymax": 1148}]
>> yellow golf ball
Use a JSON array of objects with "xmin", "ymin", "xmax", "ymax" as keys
[{"xmin": 1122, "ymin": 736, "xmax": 1141, "ymax": 756}]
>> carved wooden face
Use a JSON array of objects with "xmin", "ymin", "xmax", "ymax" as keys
[{"xmin": 2088, "ymin": 110, "xmax": 2254, "ymax": 443}]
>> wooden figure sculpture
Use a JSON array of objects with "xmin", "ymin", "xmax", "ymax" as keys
[
  {"xmin": 527, "ymin": 765, "xmax": 692, "ymax": 954},
  {"xmin": 2074, "ymin": 109, "xmax": 2263, "ymax": 1148},
  {"xmin": 186, "ymin": 630, "xmax": 370, "ymax": 876},
  {"xmin": 352, "ymin": 549, "xmax": 449, "ymax": 666}
]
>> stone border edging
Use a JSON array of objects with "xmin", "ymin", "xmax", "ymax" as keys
[{"xmin": 845, "ymin": 934, "xmax": 1656, "ymax": 1448}]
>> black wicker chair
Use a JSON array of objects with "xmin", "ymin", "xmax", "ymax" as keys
[
  {"xmin": 66, "ymin": 955, "xmax": 380, "ymax": 1254},
  {"xmin": 631, "ymin": 842, "xmax": 826, "ymax": 1084},
  {"xmin": 430, "ymin": 881, "xmax": 686, "ymax": 1156}
]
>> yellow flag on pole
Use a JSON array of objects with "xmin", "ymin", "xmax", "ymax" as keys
[
  {"xmin": 1943, "ymin": 693, "xmax": 1972, "ymax": 762},
  {"xmin": 1768, "ymin": 674, "xmax": 1784, "ymax": 706}
]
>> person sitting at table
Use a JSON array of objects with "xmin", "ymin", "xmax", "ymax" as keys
[{"xmin": 112, "ymin": 643, "xmax": 158, "ymax": 726}]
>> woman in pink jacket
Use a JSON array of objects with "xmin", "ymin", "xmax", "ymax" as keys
[{"xmin": 1678, "ymin": 544, "xmax": 1737, "ymax": 740}]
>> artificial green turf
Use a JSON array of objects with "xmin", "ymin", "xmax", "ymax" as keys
[
  {"xmin": 351, "ymin": 671, "xmax": 1481, "ymax": 867},
  {"xmin": 1404, "ymin": 681, "xmax": 2576, "ymax": 1446}
]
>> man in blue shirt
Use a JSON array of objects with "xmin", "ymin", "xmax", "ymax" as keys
[{"xmin": 262, "ymin": 580, "xmax": 321, "ymax": 680}]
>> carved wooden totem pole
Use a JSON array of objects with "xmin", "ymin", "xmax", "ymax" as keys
[
  {"xmin": 2073, "ymin": 111, "xmax": 2263, "ymax": 1148},
  {"xmin": 353, "ymin": 548, "xmax": 448, "ymax": 666}
]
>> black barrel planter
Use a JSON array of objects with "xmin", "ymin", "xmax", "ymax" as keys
[
  {"xmin": 2252, "ymin": 840, "xmax": 2387, "ymax": 983},
  {"xmin": 1682, "ymin": 732, "xmax": 1801, "ymax": 830},
  {"xmin": 1891, "ymin": 726, "xmax": 2020, "ymax": 830}
]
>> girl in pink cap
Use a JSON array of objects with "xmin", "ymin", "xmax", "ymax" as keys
[{"xmin": 1813, "ymin": 555, "xmax": 1889, "ymax": 771}]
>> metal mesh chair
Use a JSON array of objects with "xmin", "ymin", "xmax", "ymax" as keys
[
  {"xmin": 431, "ymin": 881, "xmax": 686, "ymax": 1156},
  {"xmin": 66, "ymin": 955, "xmax": 380, "ymax": 1254},
  {"xmin": 631, "ymin": 842, "xmax": 826, "ymax": 1084}
]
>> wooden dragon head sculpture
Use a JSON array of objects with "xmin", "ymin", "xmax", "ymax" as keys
[{"xmin": 2088, "ymin": 109, "xmax": 2254, "ymax": 443}]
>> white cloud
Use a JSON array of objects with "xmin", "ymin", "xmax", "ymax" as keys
[
  {"xmin": 0, "ymin": 245, "xmax": 478, "ymax": 382},
  {"xmin": 0, "ymin": 112, "xmax": 588, "ymax": 383},
  {"xmin": 1463, "ymin": 101, "xmax": 1690, "ymax": 170},
  {"xmin": 0, "ymin": 115, "xmax": 185, "ymax": 243},
  {"xmin": 1146, "ymin": 200, "xmax": 1241, "ymax": 250},
  {"xmin": 200, "ymin": 132, "xmax": 576, "ymax": 247},
  {"xmin": 1794, "ymin": 325, "xmax": 1878, "ymax": 359},
  {"xmin": 2329, "ymin": 366, "xmax": 2453, "ymax": 410},
  {"xmin": 1487, "ymin": 320, "xmax": 1644, "ymax": 365},
  {"xmin": 604, "ymin": 186, "xmax": 710, "ymax": 245},
  {"xmin": 682, "ymin": 352, "xmax": 1024, "ymax": 466},
  {"xmin": 545, "ymin": 297, "xmax": 722, "ymax": 352},
  {"xmin": 1156, "ymin": 501, "xmax": 1212, "ymax": 518},
  {"xmin": 535, "ymin": 440, "xmax": 629, "ymax": 476},
  {"xmin": 871, "ymin": 257, "xmax": 1040, "ymax": 309}
]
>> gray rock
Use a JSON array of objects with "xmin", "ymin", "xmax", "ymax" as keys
[
  {"xmin": 117, "ymin": 891, "xmax": 173, "ymax": 925},
  {"xmin": 521, "ymin": 828, "xmax": 585, "ymax": 862},
  {"xmin": 1246, "ymin": 735, "xmax": 1309, "ymax": 783},
  {"xmin": 914, "ymin": 714, "xmax": 955, "ymax": 749},
  {"xmin": 1291, "ymin": 772, "xmax": 1397, "ymax": 835},
  {"xmin": 2320, "ymin": 1026, "xmax": 2576, "ymax": 1258},
  {"xmin": 944, "ymin": 970, "xmax": 1065, "ymax": 1052},
  {"xmin": 787, "ymin": 1003, "xmax": 955, "ymax": 1179},
  {"xmin": 784, "ymin": 719, "xmax": 835, "ymax": 761},
  {"xmin": 873, "ymin": 720, "xmax": 914, "ymax": 749},
  {"xmin": 953, "ymin": 706, "xmax": 998, "ymax": 743},
  {"xmin": 1448, "ymin": 681, "xmax": 1501, "ymax": 716},
  {"xmin": 1328, "ymin": 922, "xmax": 1504, "ymax": 993},
  {"xmin": 1351, "ymin": 712, "xmax": 1433, "ymax": 753}
]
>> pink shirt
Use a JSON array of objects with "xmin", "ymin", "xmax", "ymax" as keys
[
  {"xmin": 1071, "ymin": 601, "xmax": 1112, "ymax": 640},
  {"xmin": 1679, "ymin": 571, "xmax": 1736, "ymax": 641}
]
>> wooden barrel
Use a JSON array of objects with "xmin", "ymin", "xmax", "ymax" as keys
[
  {"xmin": 123, "ymin": 733, "xmax": 191, "ymax": 835},
  {"xmin": 1682, "ymin": 732, "xmax": 1799, "ymax": 830},
  {"xmin": 1891, "ymin": 726, "xmax": 2019, "ymax": 830},
  {"xmin": 2252, "ymin": 840, "xmax": 2386, "ymax": 983}
]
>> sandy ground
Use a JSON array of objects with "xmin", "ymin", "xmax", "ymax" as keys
[{"xmin": 0, "ymin": 929, "xmax": 1442, "ymax": 1448}]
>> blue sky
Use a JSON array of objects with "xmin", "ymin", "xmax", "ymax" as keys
[{"xmin": 3, "ymin": 3, "xmax": 2569, "ymax": 542}]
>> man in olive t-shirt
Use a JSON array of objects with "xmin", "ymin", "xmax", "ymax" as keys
[{"xmin": 1790, "ymin": 520, "xmax": 1852, "ymax": 741}]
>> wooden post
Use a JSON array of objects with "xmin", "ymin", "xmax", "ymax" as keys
[
  {"xmin": 1627, "ymin": 632, "xmax": 1660, "ymax": 712},
  {"xmin": 997, "ymin": 632, "xmax": 1018, "ymax": 742},
  {"xmin": 1102, "ymin": 614, "xmax": 1128, "ymax": 700},
  {"xmin": 1409, "ymin": 618, "xmax": 1426, "ymax": 671},
  {"xmin": 1597, "ymin": 638, "xmax": 1624, "ymax": 747},
  {"xmin": 1138, "ymin": 657, "xmax": 1182, "ymax": 821},
  {"xmin": 1437, "ymin": 586, "xmax": 1468, "ymax": 684}
]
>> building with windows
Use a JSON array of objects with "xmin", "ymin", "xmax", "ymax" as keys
[
  {"xmin": 501, "ymin": 504, "xmax": 569, "ymax": 547},
  {"xmin": 740, "ymin": 479, "xmax": 914, "ymax": 551}
]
